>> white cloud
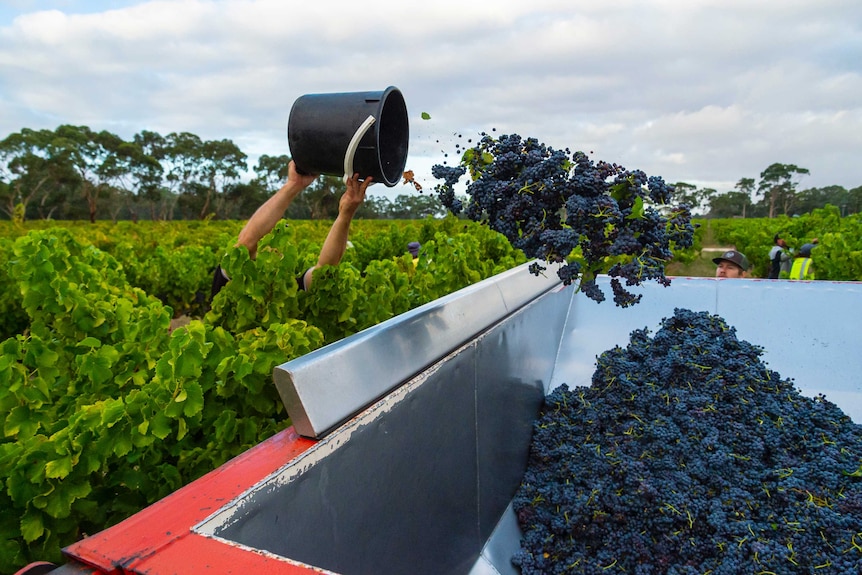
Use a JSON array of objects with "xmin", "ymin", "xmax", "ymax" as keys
[{"xmin": 1, "ymin": 0, "xmax": 860, "ymax": 201}]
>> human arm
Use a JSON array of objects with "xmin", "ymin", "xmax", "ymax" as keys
[
  {"xmin": 302, "ymin": 172, "xmax": 373, "ymax": 289},
  {"xmin": 236, "ymin": 161, "xmax": 317, "ymax": 259}
]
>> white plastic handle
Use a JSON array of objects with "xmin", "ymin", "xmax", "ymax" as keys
[{"xmin": 343, "ymin": 115, "xmax": 376, "ymax": 184}]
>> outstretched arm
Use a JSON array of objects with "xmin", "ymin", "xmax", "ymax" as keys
[
  {"xmin": 302, "ymin": 173, "xmax": 373, "ymax": 290},
  {"xmin": 236, "ymin": 161, "xmax": 317, "ymax": 259}
]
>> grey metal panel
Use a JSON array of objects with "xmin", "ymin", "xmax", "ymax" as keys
[
  {"xmin": 474, "ymin": 285, "xmax": 571, "ymax": 541},
  {"xmin": 199, "ymin": 347, "xmax": 482, "ymax": 575},
  {"xmin": 194, "ymin": 278, "xmax": 570, "ymax": 575},
  {"xmin": 712, "ymin": 279, "xmax": 862, "ymax": 419},
  {"xmin": 274, "ymin": 261, "xmax": 562, "ymax": 438},
  {"xmin": 468, "ymin": 504, "xmax": 522, "ymax": 575},
  {"xmin": 550, "ymin": 276, "xmax": 862, "ymax": 422}
]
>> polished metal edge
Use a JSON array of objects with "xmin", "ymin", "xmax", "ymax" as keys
[{"xmin": 273, "ymin": 261, "xmax": 562, "ymax": 438}]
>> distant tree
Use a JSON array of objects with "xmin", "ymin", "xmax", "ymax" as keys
[
  {"xmin": 671, "ymin": 182, "xmax": 701, "ymax": 213},
  {"xmin": 252, "ymin": 154, "xmax": 292, "ymax": 193},
  {"xmin": 112, "ymin": 141, "xmax": 162, "ymax": 222},
  {"xmin": 0, "ymin": 128, "xmax": 50, "ymax": 219},
  {"xmin": 50, "ymin": 125, "xmax": 157, "ymax": 222},
  {"xmin": 251, "ymin": 153, "xmax": 305, "ymax": 219},
  {"xmin": 356, "ymin": 194, "xmax": 391, "ymax": 219},
  {"xmin": 199, "ymin": 139, "xmax": 247, "ymax": 219},
  {"xmin": 297, "ymin": 175, "xmax": 344, "ymax": 220},
  {"xmin": 133, "ymin": 130, "xmax": 180, "ymax": 220},
  {"xmin": 707, "ymin": 191, "xmax": 754, "ymax": 219},
  {"xmin": 222, "ymin": 180, "xmax": 268, "ymax": 219},
  {"xmin": 0, "ymin": 128, "xmax": 76, "ymax": 220},
  {"xmin": 161, "ymin": 132, "xmax": 210, "ymax": 219},
  {"xmin": 847, "ymin": 185, "xmax": 862, "ymax": 215},
  {"xmin": 733, "ymin": 178, "xmax": 756, "ymax": 218},
  {"xmin": 794, "ymin": 185, "xmax": 849, "ymax": 215},
  {"xmin": 757, "ymin": 163, "xmax": 809, "ymax": 218},
  {"xmin": 388, "ymin": 193, "xmax": 446, "ymax": 219}
]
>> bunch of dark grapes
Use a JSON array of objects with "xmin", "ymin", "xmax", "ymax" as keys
[
  {"xmin": 432, "ymin": 134, "xmax": 695, "ymax": 306},
  {"xmin": 512, "ymin": 308, "xmax": 862, "ymax": 574}
]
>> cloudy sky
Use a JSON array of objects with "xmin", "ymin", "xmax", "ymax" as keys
[{"xmin": 1, "ymin": 0, "xmax": 860, "ymax": 201}]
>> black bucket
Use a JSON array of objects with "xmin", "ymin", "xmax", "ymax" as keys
[{"xmin": 287, "ymin": 86, "xmax": 409, "ymax": 188}]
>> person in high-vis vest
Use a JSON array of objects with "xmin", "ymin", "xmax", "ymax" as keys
[{"xmin": 789, "ymin": 243, "xmax": 815, "ymax": 280}]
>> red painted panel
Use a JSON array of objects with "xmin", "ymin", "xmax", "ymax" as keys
[
  {"xmin": 63, "ymin": 427, "xmax": 317, "ymax": 574},
  {"xmin": 132, "ymin": 533, "xmax": 332, "ymax": 574}
]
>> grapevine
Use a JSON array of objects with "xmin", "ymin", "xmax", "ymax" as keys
[
  {"xmin": 512, "ymin": 308, "xmax": 862, "ymax": 573},
  {"xmin": 432, "ymin": 133, "xmax": 695, "ymax": 306},
  {"xmin": 0, "ymin": 219, "xmax": 527, "ymax": 573}
]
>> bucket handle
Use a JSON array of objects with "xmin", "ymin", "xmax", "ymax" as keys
[{"xmin": 343, "ymin": 115, "xmax": 376, "ymax": 184}]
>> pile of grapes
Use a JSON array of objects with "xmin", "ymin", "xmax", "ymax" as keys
[
  {"xmin": 512, "ymin": 308, "xmax": 862, "ymax": 574},
  {"xmin": 431, "ymin": 134, "xmax": 694, "ymax": 307}
]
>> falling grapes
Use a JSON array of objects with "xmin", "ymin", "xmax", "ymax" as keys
[
  {"xmin": 432, "ymin": 133, "xmax": 695, "ymax": 306},
  {"xmin": 512, "ymin": 308, "xmax": 862, "ymax": 574}
]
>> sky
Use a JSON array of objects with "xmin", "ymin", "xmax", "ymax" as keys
[{"xmin": 1, "ymin": 0, "xmax": 861, "ymax": 202}]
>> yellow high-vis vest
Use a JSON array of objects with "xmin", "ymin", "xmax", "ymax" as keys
[{"xmin": 790, "ymin": 257, "xmax": 814, "ymax": 280}]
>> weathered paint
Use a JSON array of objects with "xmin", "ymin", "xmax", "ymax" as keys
[{"xmin": 63, "ymin": 427, "xmax": 317, "ymax": 573}]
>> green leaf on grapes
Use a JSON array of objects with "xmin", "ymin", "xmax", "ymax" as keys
[
  {"xmin": 843, "ymin": 464, "xmax": 862, "ymax": 477},
  {"xmin": 610, "ymin": 182, "xmax": 629, "ymax": 202},
  {"xmin": 626, "ymin": 196, "xmax": 645, "ymax": 220}
]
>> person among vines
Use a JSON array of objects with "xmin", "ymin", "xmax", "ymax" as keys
[
  {"xmin": 713, "ymin": 249, "xmax": 750, "ymax": 279},
  {"xmin": 407, "ymin": 241, "xmax": 421, "ymax": 267},
  {"xmin": 789, "ymin": 243, "xmax": 816, "ymax": 280},
  {"xmin": 210, "ymin": 160, "xmax": 372, "ymax": 299},
  {"xmin": 767, "ymin": 234, "xmax": 791, "ymax": 279}
]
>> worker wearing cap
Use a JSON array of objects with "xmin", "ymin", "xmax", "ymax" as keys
[
  {"xmin": 767, "ymin": 235, "xmax": 791, "ymax": 279},
  {"xmin": 713, "ymin": 250, "xmax": 750, "ymax": 278},
  {"xmin": 789, "ymin": 243, "xmax": 815, "ymax": 280}
]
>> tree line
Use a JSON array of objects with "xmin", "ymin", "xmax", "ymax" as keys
[
  {"xmin": 672, "ymin": 163, "xmax": 862, "ymax": 219},
  {"xmin": 0, "ymin": 125, "xmax": 445, "ymax": 222},
  {"xmin": 3, "ymin": 125, "xmax": 859, "ymax": 222}
]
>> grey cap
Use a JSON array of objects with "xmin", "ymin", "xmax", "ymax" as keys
[
  {"xmin": 799, "ymin": 243, "xmax": 817, "ymax": 257},
  {"xmin": 712, "ymin": 250, "xmax": 750, "ymax": 271}
]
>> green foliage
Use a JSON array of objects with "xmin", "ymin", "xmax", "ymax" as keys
[
  {"xmin": 666, "ymin": 219, "xmax": 704, "ymax": 266},
  {"xmin": 709, "ymin": 206, "xmax": 862, "ymax": 280},
  {"xmin": 0, "ymin": 237, "xmax": 29, "ymax": 339},
  {"xmin": 0, "ymin": 217, "xmax": 528, "ymax": 573}
]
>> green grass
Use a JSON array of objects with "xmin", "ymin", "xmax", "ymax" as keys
[{"xmin": 666, "ymin": 250, "xmax": 721, "ymax": 278}]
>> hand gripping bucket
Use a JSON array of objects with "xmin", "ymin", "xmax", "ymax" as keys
[{"xmin": 287, "ymin": 86, "xmax": 409, "ymax": 187}]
